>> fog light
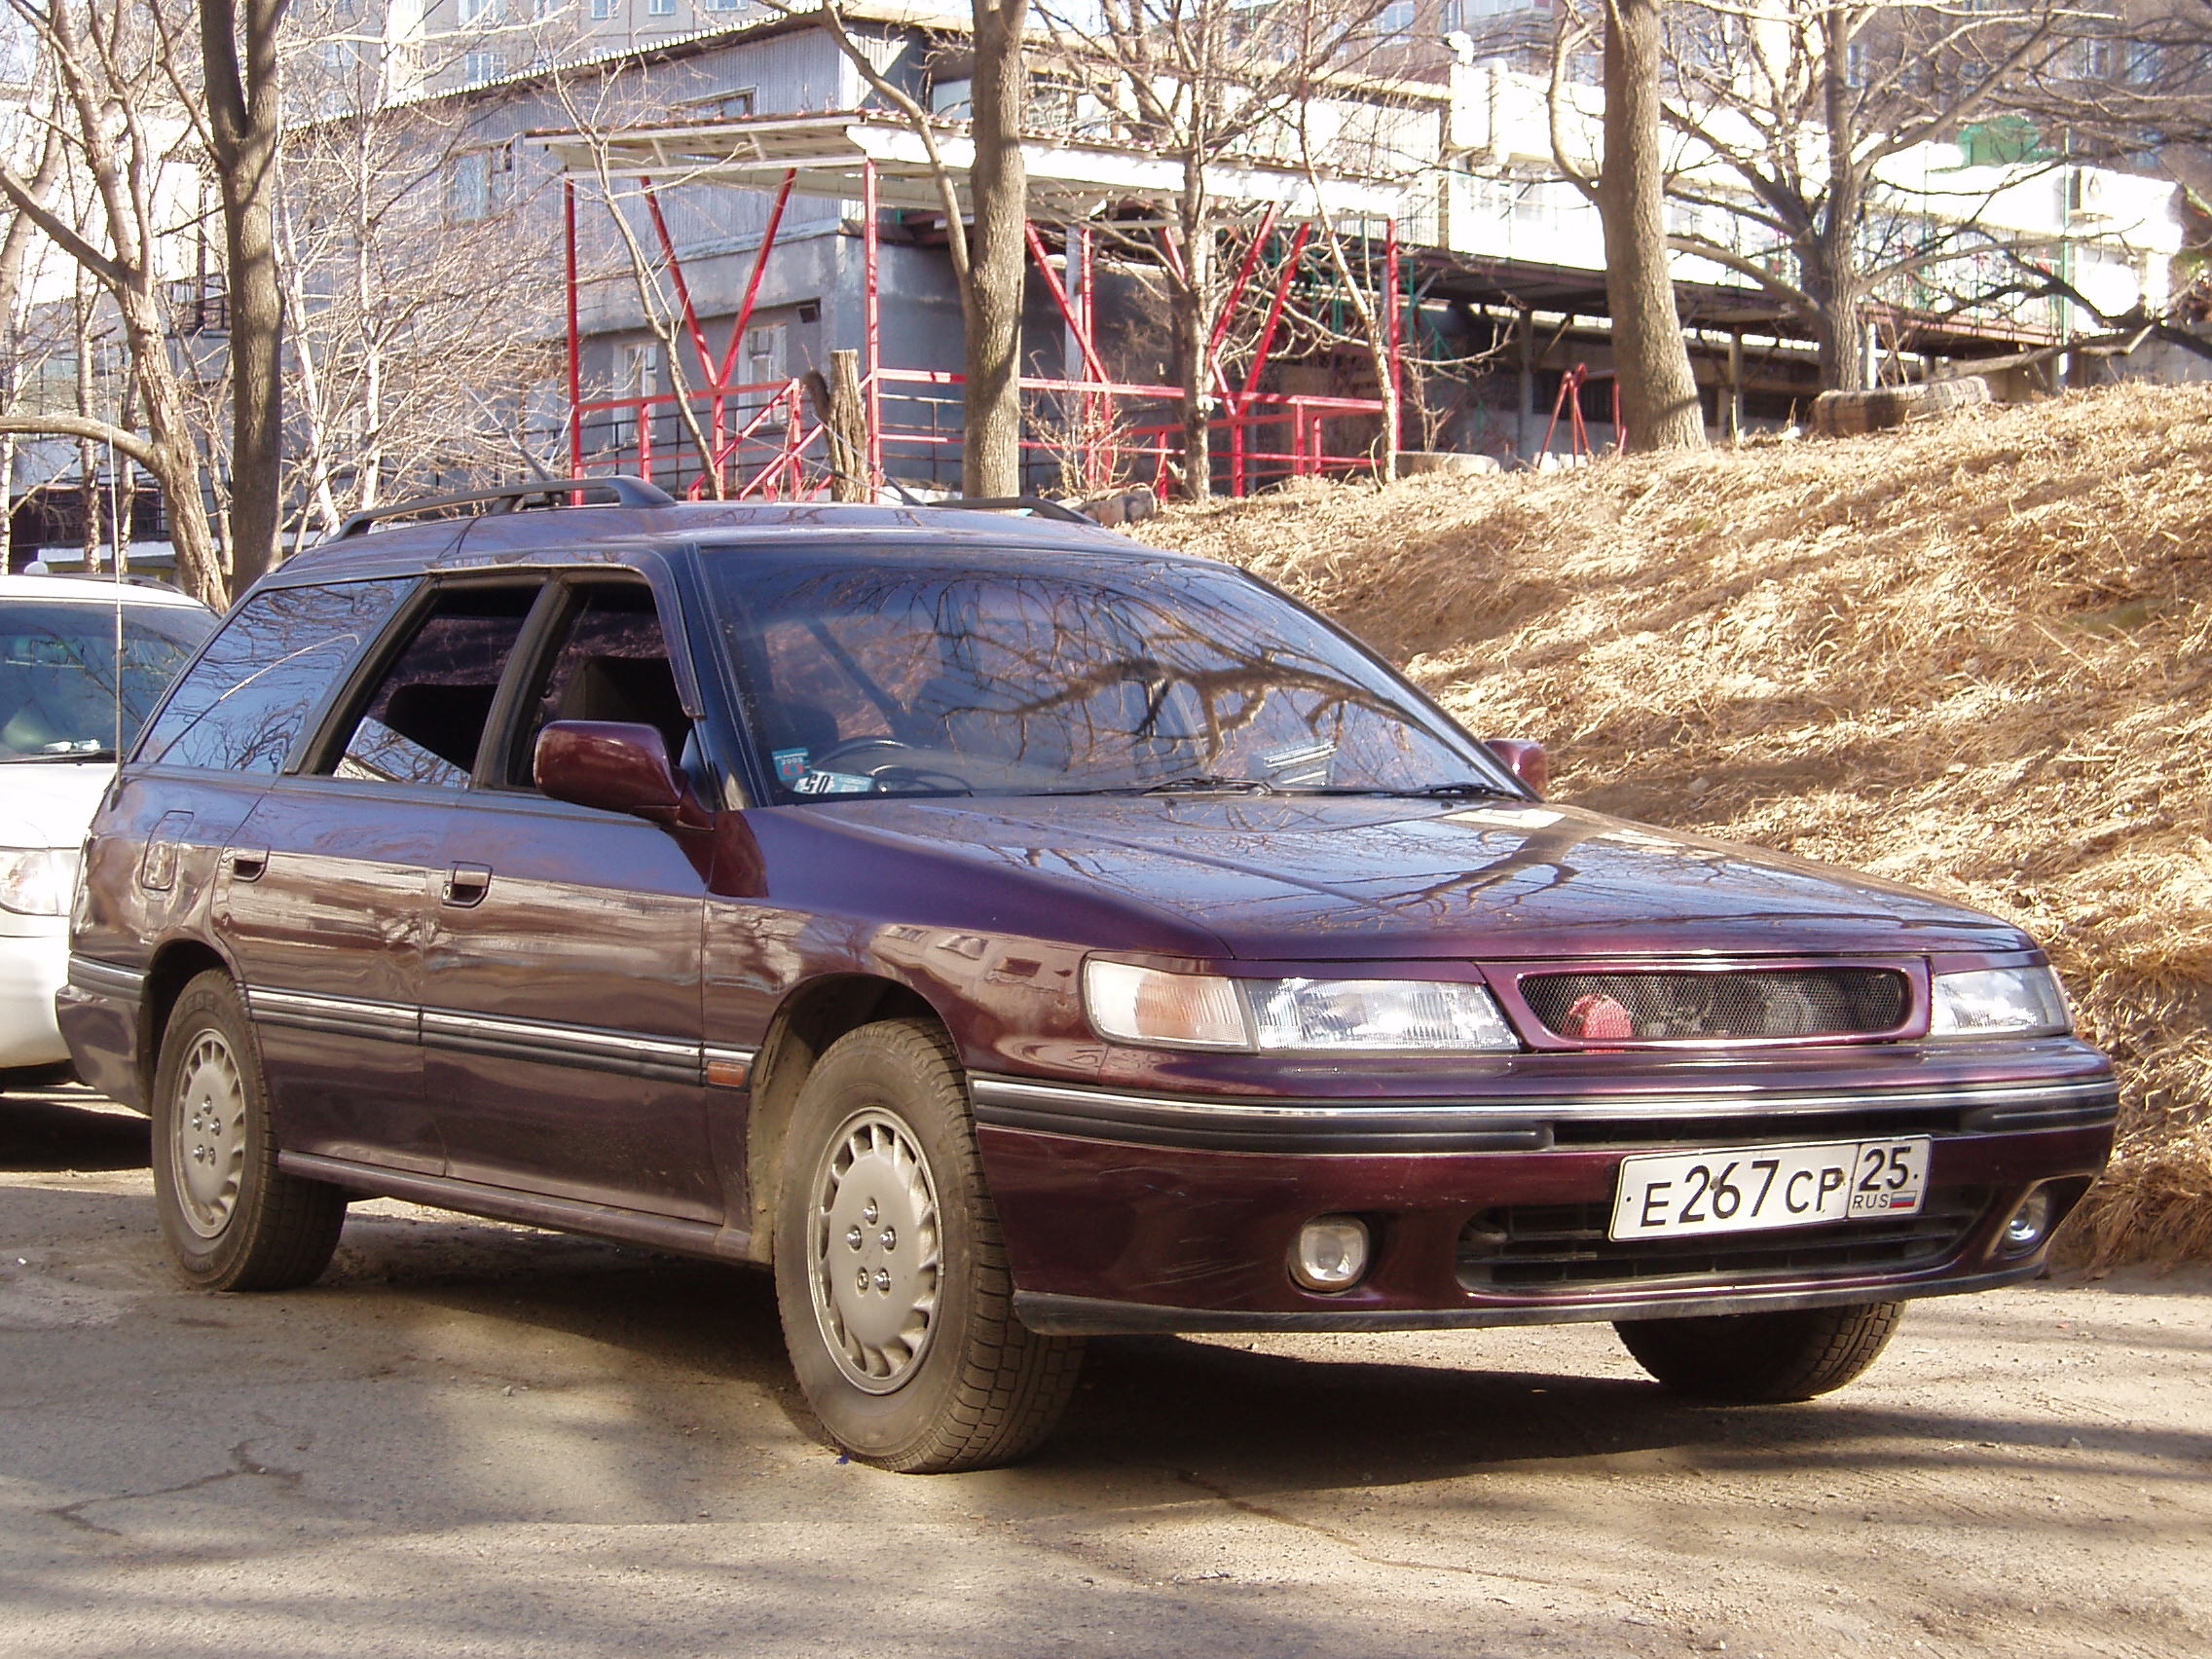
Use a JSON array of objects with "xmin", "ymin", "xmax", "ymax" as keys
[
  {"xmin": 2002, "ymin": 1188, "xmax": 2056, "ymax": 1256},
  {"xmin": 1290, "ymin": 1216, "xmax": 1370, "ymax": 1292}
]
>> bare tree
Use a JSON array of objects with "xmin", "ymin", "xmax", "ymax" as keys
[
  {"xmin": 192, "ymin": 0, "xmax": 285, "ymax": 589},
  {"xmin": 1549, "ymin": 0, "xmax": 1707, "ymax": 450},
  {"xmin": 277, "ymin": 55, "xmax": 566, "ymax": 545},
  {"xmin": 1641, "ymin": 0, "xmax": 2083, "ymax": 392},
  {"xmin": 0, "ymin": 0, "xmax": 229, "ymax": 603},
  {"xmin": 753, "ymin": 0, "xmax": 1030, "ymax": 497},
  {"xmin": 1034, "ymin": 0, "xmax": 1397, "ymax": 498}
]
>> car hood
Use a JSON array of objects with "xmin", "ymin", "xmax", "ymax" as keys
[
  {"xmin": 778, "ymin": 794, "xmax": 2029, "ymax": 961},
  {"xmin": 0, "ymin": 760, "xmax": 113, "ymax": 849}
]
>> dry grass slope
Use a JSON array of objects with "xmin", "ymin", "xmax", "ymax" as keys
[{"xmin": 1144, "ymin": 381, "xmax": 2212, "ymax": 1268}]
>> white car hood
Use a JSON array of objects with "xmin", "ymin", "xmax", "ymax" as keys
[{"xmin": 0, "ymin": 761, "xmax": 114, "ymax": 849}]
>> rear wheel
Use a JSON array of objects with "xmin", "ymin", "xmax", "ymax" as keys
[
  {"xmin": 773, "ymin": 1017, "xmax": 1083, "ymax": 1472},
  {"xmin": 1613, "ymin": 1301, "xmax": 1903, "ymax": 1402},
  {"xmin": 151, "ymin": 972, "xmax": 346, "ymax": 1292}
]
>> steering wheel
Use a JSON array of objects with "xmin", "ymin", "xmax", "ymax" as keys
[{"xmin": 812, "ymin": 737, "xmax": 914, "ymax": 770}]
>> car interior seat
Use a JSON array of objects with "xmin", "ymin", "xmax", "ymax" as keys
[{"xmin": 380, "ymin": 682, "xmax": 499, "ymax": 772}]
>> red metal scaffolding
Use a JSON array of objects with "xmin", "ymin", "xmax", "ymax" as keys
[{"xmin": 550, "ymin": 122, "xmax": 1401, "ymax": 502}]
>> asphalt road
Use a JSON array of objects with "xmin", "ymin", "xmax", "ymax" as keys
[{"xmin": 2, "ymin": 1086, "xmax": 2205, "ymax": 1659}]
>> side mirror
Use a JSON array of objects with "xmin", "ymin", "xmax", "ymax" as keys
[
  {"xmin": 1482, "ymin": 738, "xmax": 1548, "ymax": 798},
  {"xmin": 535, "ymin": 720, "xmax": 707, "ymax": 829}
]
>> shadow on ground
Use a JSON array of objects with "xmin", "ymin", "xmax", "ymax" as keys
[{"xmin": 0, "ymin": 1087, "xmax": 149, "ymax": 1172}]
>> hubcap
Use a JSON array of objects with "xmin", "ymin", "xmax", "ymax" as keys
[
  {"xmin": 807, "ymin": 1109, "xmax": 943, "ymax": 1393},
  {"xmin": 170, "ymin": 1032, "xmax": 247, "ymax": 1239}
]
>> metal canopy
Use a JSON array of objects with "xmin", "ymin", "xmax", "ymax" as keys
[{"xmin": 527, "ymin": 112, "xmax": 1402, "ymax": 222}]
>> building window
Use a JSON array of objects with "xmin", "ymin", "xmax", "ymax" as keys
[
  {"xmin": 590, "ymin": 0, "xmax": 615, "ymax": 17},
  {"xmin": 461, "ymin": 51, "xmax": 503, "ymax": 85},
  {"xmin": 647, "ymin": 0, "xmax": 675, "ymax": 15},
  {"xmin": 448, "ymin": 144, "xmax": 511, "ymax": 219},
  {"xmin": 705, "ymin": 0, "xmax": 749, "ymax": 11},
  {"xmin": 685, "ymin": 87, "xmax": 756, "ymax": 118},
  {"xmin": 1379, "ymin": 0, "xmax": 1416, "ymax": 37},
  {"xmin": 459, "ymin": 0, "xmax": 498, "ymax": 22}
]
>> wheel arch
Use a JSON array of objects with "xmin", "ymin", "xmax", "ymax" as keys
[
  {"xmin": 139, "ymin": 939, "xmax": 237, "ymax": 1102},
  {"xmin": 743, "ymin": 972, "xmax": 949, "ymax": 1262}
]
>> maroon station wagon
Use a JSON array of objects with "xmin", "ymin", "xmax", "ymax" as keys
[{"xmin": 58, "ymin": 482, "xmax": 2117, "ymax": 1472}]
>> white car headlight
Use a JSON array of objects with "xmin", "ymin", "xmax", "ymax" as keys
[
  {"xmin": 0, "ymin": 848, "xmax": 71, "ymax": 917},
  {"xmin": 1084, "ymin": 961, "xmax": 1520, "ymax": 1053},
  {"xmin": 1928, "ymin": 966, "xmax": 2072, "ymax": 1040}
]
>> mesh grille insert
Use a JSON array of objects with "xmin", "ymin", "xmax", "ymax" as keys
[
  {"xmin": 1456, "ymin": 1187, "xmax": 1989, "ymax": 1292},
  {"xmin": 1520, "ymin": 969, "xmax": 1908, "ymax": 1042}
]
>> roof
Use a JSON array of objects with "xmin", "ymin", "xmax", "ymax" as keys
[
  {"xmin": 0, "ymin": 572, "xmax": 208, "ymax": 608},
  {"xmin": 272, "ymin": 499, "xmax": 1167, "ymax": 587},
  {"xmin": 528, "ymin": 111, "xmax": 1406, "ymax": 220}
]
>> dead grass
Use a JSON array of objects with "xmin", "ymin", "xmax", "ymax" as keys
[{"xmin": 1143, "ymin": 381, "xmax": 2212, "ymax": 1270}]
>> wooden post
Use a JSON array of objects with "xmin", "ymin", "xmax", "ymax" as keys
[
  {"xmin": 805, "ymin": 349, "xmax": 871, "ymax": 502},
  {"xmin": 1727, "ymin": 329, "xmax": 1744, "ymax": 441}
]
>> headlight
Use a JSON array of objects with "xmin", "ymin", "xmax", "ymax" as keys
[
  {"xmin": 1084, "ymin": 961, "xmax": 1519, "ymax": 1053},
  {"xmin": 1928, "ymin": 966, "xmax": 2072, "ymax": 1039},
  {"xmin": 0, "ymin": 848, "xmax": 71, "ymax": 916}
]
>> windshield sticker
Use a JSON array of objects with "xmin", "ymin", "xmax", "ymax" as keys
[
  {"xmin": 792, "ymin": 769, "xmax": 876, "ymax": 796},
  {"xmin": 771, "ymin": 747, "xmax": 810, "ymax": 784}
]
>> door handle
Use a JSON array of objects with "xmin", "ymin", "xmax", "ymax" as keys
[
  {"xmin": 443, "ymin": 862, "xmax": 492, "ymax": 907},
  {"xmin": 223, "ymin": 846, "xmax": 269, "ymax": 882}
]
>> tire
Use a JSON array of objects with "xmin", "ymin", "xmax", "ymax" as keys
[
  {"xmin": 150, "ymin": 971, "xmax": 346, "ymax": 1292},
  {"xmin": 772, "ymin": 1017, "xmax": 1083, "ymax": 1473},
  {"xmin": 1613, "ymin": 1301, "xmax": 1903, "ymax": 1403}
]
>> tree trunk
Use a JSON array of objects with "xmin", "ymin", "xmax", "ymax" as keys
[
  {"xmin": 1174, "ymin": 193, "xmax": 1213, "ymax": 500},
  {"xmin": 964, "ymin": 0, "xmax": 1028, "ymax": 498},
  {"xmin": 1815, "ymin": 30, "xmax": 1869, "ymax": 393},
  {"xmin": 202, "ymin": 0, "xmax": 286, "ymax": 587},
  {"xmin": 1595, "ymin": 0, "xmax": 1706, "ymax": 452}
]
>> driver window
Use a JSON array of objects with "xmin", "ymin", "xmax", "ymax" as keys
[{"xmin": 508, "ymin": 582, "xmax": 691, "ymax": 789}]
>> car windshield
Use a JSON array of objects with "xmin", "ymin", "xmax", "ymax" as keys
[
  {"xmin": 705, "ymin": 549, "xmax": 1509, "ymax": 802},
  {"xmin": 0, "ymin": 597, "xmax": 215, "ymax": 761}
]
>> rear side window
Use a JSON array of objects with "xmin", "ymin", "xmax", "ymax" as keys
[
  {"xmin": 325, "ymin": 585, "xmax": 539, "ymax": 789},
  {"xmin": 138, "ymin": 580, "xmax": 404, "ymax": 774}
]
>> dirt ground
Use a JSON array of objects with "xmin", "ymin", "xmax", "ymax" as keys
[{"xmin": 3, "ymin": 1086, "xmax": 2206, "ymax": 1659}]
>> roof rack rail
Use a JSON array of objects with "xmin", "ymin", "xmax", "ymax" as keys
[
  {"xmin": 335, "ymin": 475, "xmax": 675, "ymax": 539},
  {"xmin": 927, "ymin": 495, "xmax": 1097, "ymax": 526}
]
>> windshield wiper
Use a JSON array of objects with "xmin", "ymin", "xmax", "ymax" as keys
[
  {"xmin": 1273, "ymin": 782, "xmax": 1519, "ymax": 799},
  {"xmin": 2, "ymin": 747, "xmax": 118, "ymax": 763},
  {"xmin": 1026, "ymin": 776, "xmax": 1281, "ymax": 797},
  {"xmin": 1143, "ymin": 775, "xmax": 1277, "ymax": 795}
]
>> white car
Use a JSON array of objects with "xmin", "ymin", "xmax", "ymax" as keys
[{"xmin": 1, "ymin": 572, "xmax": 214, "ymax": 1080}]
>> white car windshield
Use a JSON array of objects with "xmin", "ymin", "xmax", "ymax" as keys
[{"xmin": 0, "ymin": 599, "xmax": 215, "ymax": 761}]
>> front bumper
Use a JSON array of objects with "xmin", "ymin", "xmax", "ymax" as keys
[
  {"xmin": 973, "ymin": 1063, "xmax": 2118, "ymax": 1335},
  {"xmin": 0, "ymin": 923, "xmax": 69, "ymax": 1069}
]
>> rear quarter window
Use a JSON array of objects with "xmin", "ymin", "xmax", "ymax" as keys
[{"xmin": 138, "ymin": 580, "xmax": 406, "ymax": 774}]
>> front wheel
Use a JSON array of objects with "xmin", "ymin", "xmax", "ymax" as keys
[
  {"xmin": 151, "ymin": 971, "xmax": 346, "ymax": 1292},
  {"xmin": 773, "ymin": 1018, "xmax": 1083, "ymax": 1472},
  {"xmin": 1613, "ymin": 1301, "xmax": 1903, "ymax": 1402}
]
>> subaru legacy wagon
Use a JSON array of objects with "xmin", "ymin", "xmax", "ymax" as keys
[{"xmin": 58, "ymin": 482, "xmax": 2116, "ymax": 1472}]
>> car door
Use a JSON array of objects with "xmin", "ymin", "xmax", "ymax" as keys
[
  {"xmin": 418, "ymin": 574, "xmax": 721, "ymax": 1223},
  {"xmin": 223, "ymin": 578, "xmax": 542, "ymax": 1172}
]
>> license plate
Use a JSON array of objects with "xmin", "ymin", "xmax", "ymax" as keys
[{"xmin": 1608, "ymin": 1137, "xmax": 1932, "ymax": 1241}]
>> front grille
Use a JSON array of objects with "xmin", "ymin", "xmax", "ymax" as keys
[
  {"xmin": 1456, "ymin": 1187, "xmax": 1989, "ymax": 1292},
  {"xmin": 1520, "ymin": 968, "xmax": 1908, "ymax": 1042}
]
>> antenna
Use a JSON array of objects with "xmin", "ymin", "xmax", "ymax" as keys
[{"xmin": 107, "ymin": 434, "xmax": 122, "ymax": 758}]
